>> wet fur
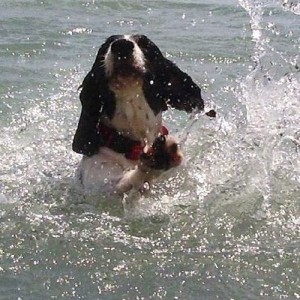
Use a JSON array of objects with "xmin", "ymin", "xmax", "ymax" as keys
[
  {"xmin": 72, "ymin": 34, "xmax": 210, "ymax": 157},
  {"xmin": 72, "ymin": 34, "xmax": 214, "ymax": 193}
]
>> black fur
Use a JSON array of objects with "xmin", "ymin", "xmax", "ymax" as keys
[
  {"xmin": 73, "ymin": 34, "xmax": 208, "ymax": 156},
  {"xmin": 140, "ymin": 136, "xmax": 172, "ymax": 170}
]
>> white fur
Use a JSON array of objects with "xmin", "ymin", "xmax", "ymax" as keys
[
  {"xmin": 130, "ymin": 37, "xmax": 146, "ymax": 72},
  {"xmin": 78, "ymin": 147, "xmax": 136, "ymax": 194},
  {"xmin": 104, "ymin": 80, "xmax": 162, "ymax": 144},
  {"xmin": 116, "ymin": 167, "xmax": 161, "ymax": 194},
  {"xmin": 77, "ymin": 147, "xmax": 162, "ymax": 195}
]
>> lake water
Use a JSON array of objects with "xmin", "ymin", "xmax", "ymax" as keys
[{"xmin": 0, "ymin": 0, "xmax": 299, "ymax": 299}]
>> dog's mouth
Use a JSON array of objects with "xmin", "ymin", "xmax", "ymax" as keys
[{"xmin": 112, "ymin": 62, "xmax": 145, "ymax": 78}]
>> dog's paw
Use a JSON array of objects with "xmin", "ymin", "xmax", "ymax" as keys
[
  {"xmin": 140, "ymin": 135, "xmax": 183, "ymax": 171},
  {"xmin": 116, "ymin": 168, "xmax": 147, "ymax": 194}
]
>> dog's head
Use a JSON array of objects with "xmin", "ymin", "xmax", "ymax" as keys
[
  {"xmin": 89, "ymin": 35, "xmax": 163, "ymax": 91},
  {"xmin": 94, "ymin": 35, "xmax": 164, "ymax": 75},
  {"xmin": 140, "ymin": 135, "xmax": 183, "ymax": 171},
  {"xmin": 86, "ymin": 35, "xmax": 206, "ymax": 108}
]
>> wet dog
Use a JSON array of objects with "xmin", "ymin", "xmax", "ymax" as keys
[{"xmin": 72, "ymin": 34, "xmax": 215, "ymax": 194}]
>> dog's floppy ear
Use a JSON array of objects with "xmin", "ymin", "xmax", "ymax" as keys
[
  {"xmin": 136, "ymin": 34, "xmax": 215, "ymax": 116},
  {"xmin": 162, "ymin": 59, "xmax": 204, "ymax": 112},
  {"xmin": 136, "ymin": 34, "xmax": 200, "ymax": 115},
  {"xmin": 72, "ymin": 71, "xmax": 105, "ymax": 156},
  {"xmin": 72, "ymin": 36, "xmax": 120, "ymax": 156},
  {"xmin": 162, "ymin": 60, "xmax": 216, "ymax": 117}
]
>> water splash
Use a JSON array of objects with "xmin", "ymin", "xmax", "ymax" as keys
[
  {"xmin": 1, "ymin": 2, "xmax": 300, "ymax": 299},
  {"xmin": 165, "ymin": 0, "xmax": 300, "ymax": 225},
  {"xmin": 282, "ymin": 0, "xmax": 300, "ymax": 15}
]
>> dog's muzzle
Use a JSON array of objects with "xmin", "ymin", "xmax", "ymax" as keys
[
  {"xmin": 110, "ymin": 39, "xmax": 134, "ymax": 60},
  {"xmin": 105, "ymin": 37, "xmax": 146, "ymax": 78}
]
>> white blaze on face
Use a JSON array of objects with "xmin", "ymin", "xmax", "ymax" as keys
[
  {"xmin": 104, "ymin": 49, "xmax": 114, "ymax": 77},
  {"xmin": 127, "ymin": 36, "xmax": 145, "ymax": 71}
]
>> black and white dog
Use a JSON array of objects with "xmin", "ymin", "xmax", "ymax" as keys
[{"xmin": 72, "ymin": 34, "xmax": 215, "ymax": 194}]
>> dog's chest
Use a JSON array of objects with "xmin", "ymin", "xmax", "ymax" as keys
[{"xmin": 108, "ymin": 83, "xmax": 161, "ymax": 143}]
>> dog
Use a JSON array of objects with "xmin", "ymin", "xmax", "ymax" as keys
[{"xmin": 72, "ymin": 34, "xmax": 215, "ymax": 194}]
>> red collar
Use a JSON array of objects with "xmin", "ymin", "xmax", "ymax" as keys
[{"xmin": 97, "ymin": 123, "xmax": 168, "ymax": 161}]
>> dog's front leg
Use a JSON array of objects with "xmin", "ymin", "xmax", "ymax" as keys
[
  {"xmin": 116, "ymin": 166, "xmax": 160, "ymax": 194},
  {"xmin": 116, "ymin": 168, "xmax": 147, "ymax": 194},
  {"xmin": 116, "ymin": 135, "xmax": 183, "ymax": 194}
]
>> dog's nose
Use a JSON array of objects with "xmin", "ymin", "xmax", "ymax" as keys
[{"xmin": 111, "ymin": 39, "xmax": 134, "ymax": 59}]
